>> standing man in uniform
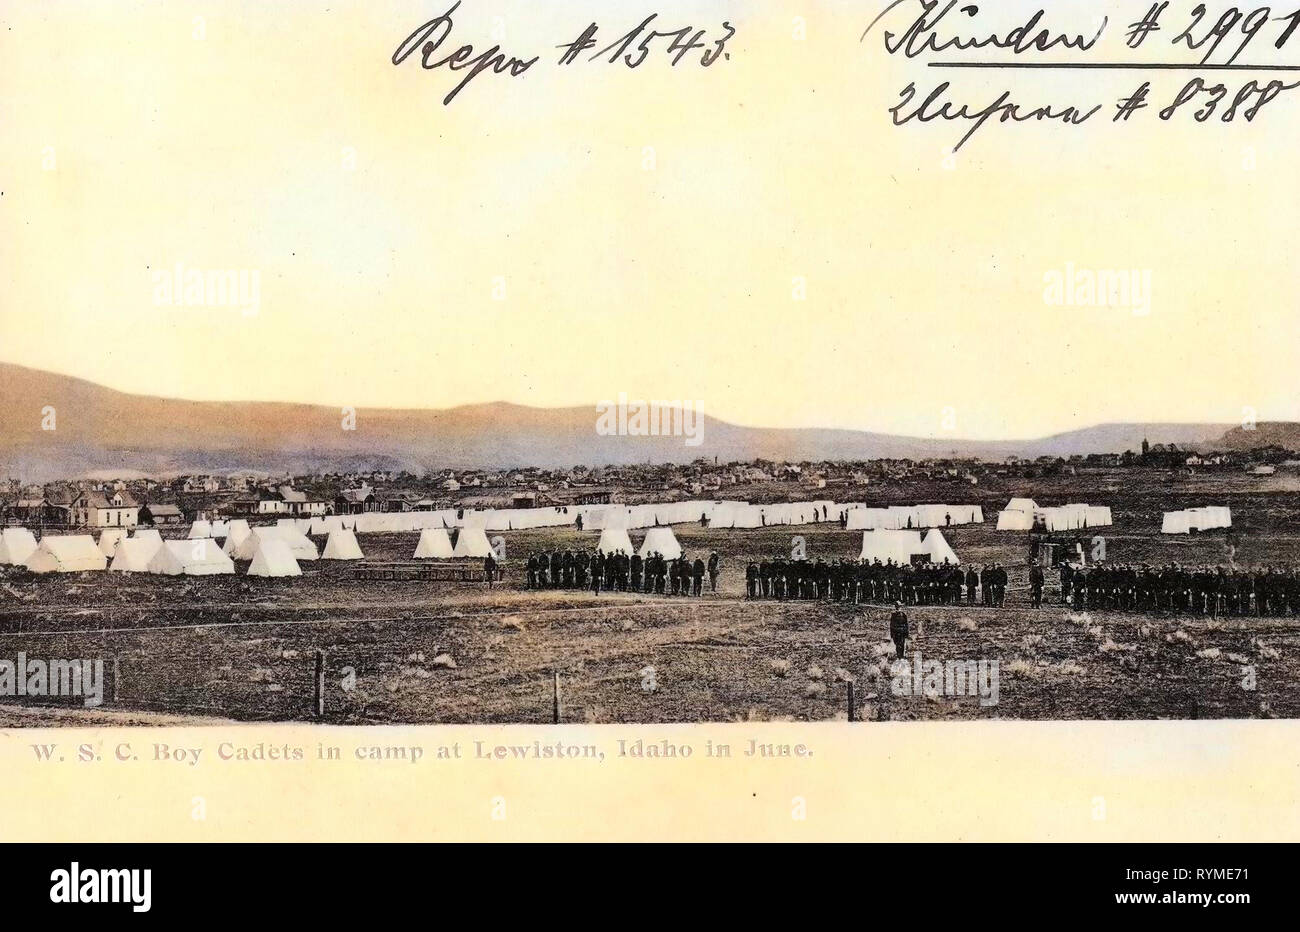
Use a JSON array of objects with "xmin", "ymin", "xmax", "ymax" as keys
[
  {"xmin": 889, "ymin": 601, "xmax": 909, "ymax": 659},
  {"xmin": 1029, "ymin": 563, "xmax": 1044, "ymax": 608}
]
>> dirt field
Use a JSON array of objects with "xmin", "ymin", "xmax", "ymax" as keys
[{"xmin": 2, "ymin": 472, "xmax": 1298, "ymax": 724}]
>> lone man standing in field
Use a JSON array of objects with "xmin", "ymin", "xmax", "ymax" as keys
[
  {"xmin": 708, "ymin": 551, "xmax": 720, "ymax": 592},
  {"xmin": 1029, "ymin": 563, "xmax": 1044, "ymax": 607},
  {"xmin": 889, "ymin": 601, "xmax": 909, "ymax": 659}
]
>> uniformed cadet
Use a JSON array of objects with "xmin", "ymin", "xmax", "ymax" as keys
[
  {"xmin": 1029, "ymin": 564, "xmax": 1044, "ymax": 608},
  {"xmin": 889, "ymin": 601, "xmax": 909, "ymax": 659}
]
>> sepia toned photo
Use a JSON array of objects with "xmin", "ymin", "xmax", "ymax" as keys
[{"xmin": 0, "ymin": 0, "xmax": 1296, "ymax": 863}]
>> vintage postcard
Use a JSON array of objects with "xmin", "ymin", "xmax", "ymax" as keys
[{"xmin": 0, "ymin": 0, "xmax": 1297, "ymax": 865}]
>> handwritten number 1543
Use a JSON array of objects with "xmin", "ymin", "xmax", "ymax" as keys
[{"xmin": 557, "ymin": 15, "xmax": 735, "ymax": 67}]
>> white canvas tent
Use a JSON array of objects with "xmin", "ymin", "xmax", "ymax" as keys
[
  {"xmin": 638, "ymin": 526, "xmax": 682, "ymax": 560},
  {"xmin": 148, "ymin": 539, "xmax": 236, "ymax": 576},
  {"xmin": 1035, "ymin": 503, "xmax": 1111, "ymax": 532},
  {"xmin": 109, "ymin": 537, "xmax": 162, "ymax": 572},
  {"xmin": 859, "ymin": 530, "xmax": 927, "ymax": 565},
  {"xmin": 1085, "ymin": 505, "xmax": 1113, "ymax": 527},
  {"xmin": 922, "ymin": 528, "xmax": 960, "ymax": 565},
  {"xmin": 246, "ymin": 539, "xmax": 302, "ymax": 577},
  {"xmin": 996, "ymin": 509, "xmax": 1035, "ymax": 531},
  {"xmin": 0, "ymin": 528, "xmax": 39, "ymax": 565},
  {"xmin": 131, "ymin": 528, "xmax": 163, "ymax": 546},
  {"xmin": 188, "ymin": 519, "xmax": 212, "ymax": 539},
  {"xmin": 1162, "ymin": 506, "xmax": 1231, "ymax": 534},
  {"xmin": 98, "ymin": 528, "xmax": 129, "ymax": 558},
  {"xmin": 1161, "ymin": 511, "xmax": 1189, "ymax": 534},
  {"xmin": 25, "ymin": 535, "xmax": 108, "ymax": 574},
  {"xmin": 225, "ymin": 520, "xmax": 252, "ymax": 547},
  {"xmin": 321, "ymin": 529, "xmax": 364, "ymax": 560},
  {"xmin": 225, "ymin": 526, "xmax": 319, "ymax": 561},
  {"xmin": 848, "ymin": 504, "xmax": 983, "ymax": 530},
  {"xmin": 596, "ymin": 528, "xmax": 635, "ymax": 555},
  {"xmin": 309, "ymin": 516, "xmax": 336, "ymax": 536},
  {"xmin": 452, "ymin": 528, "xmax": 493, "ymax": 558},
  {"xmin": 413, "ymin": 528, "xmax": 454, "ymax": 559}
]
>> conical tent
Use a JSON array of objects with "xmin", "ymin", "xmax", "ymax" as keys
[
  {"xmin": 996, "ymin": 509, "xmax": 1034, "ymax": 531},
  {"xmin": 452, "ymin": 528, "xmax": 493, "ymax": 558},
  {"xmin": 246, "ymin": 539, "xmax": 302, "ymax": 577},
  {"xmin": 596, "ymin": 528, "xmax": 635, "ymax": 555},
  {"xmin": 0, "ymin": 528, "xmax": 38, "ymax": 565},
  {"xmin": 413, "ymin": 528, "xmax": 454, "ymax": 559},
  {"xmin": 921, "ymin": 528, "xmax": 959, "ymax": 565},
  {"xmin": 109, "ymin": 537, "xmax": 161, "ymax": 572},
  {"xmin": 637, "ymin": 526, "xmax": 682, "ymax": 560},
  {"xmin": 98, "ymin": 528, "xmax": 129, "ymax": 558},
  {"xmin": 25, "ymin": 535, "xmax": 108, "ymax": 573},
  {"xmin": 147, "ymin": 539, "xmax": 235, "ymax": 576},
  {"xmin": 321, "ymin": 529, "xmax": 364, "ymax": 560},
  {"xmin": 224, "ymin": 520, "xmax": 252, "ymax": 546},
  {"xmin": 227, "ymin": 526, "xmax": 318, "ymax": 561}
]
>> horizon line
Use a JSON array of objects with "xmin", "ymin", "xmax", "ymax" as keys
[{"xmin": 0, "ymin": 358, "xmax": 1260, "ymax": 447}]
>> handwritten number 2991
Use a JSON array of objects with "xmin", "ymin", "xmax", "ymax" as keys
[{"xmin": 557, "ymin": 16, "xmax": 735, "ymax": 67}]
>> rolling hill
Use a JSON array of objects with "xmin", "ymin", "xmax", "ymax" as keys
[{"xmin": 0, "ymin": 363, "xmax": 1265, "ymax": 480}]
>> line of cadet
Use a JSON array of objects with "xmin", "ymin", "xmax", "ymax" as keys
[
  {"xmin": 1060, "ymin": 562, "xmax": 1300, "ymax": 616},
  {"xmin": 524, "ymin": 549, "xmax": 721, "ymax": 596},
  {"xmin": 744, "ymin": 559, "xmax": 1009, "ymax": 606}
]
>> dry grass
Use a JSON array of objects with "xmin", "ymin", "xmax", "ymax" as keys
[{"xmin": 2, "ymin": 481, "xmax": 1299, "ymax": 723}]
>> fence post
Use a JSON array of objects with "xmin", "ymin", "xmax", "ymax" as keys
[
  {"xmin": 846, "ymin": 680, "xmax": 856, "ymax": 722},
  {"xmin": 314, "ymin": 649, "xmax": 326, "ymax": 718},
  {"xmin": 552, "ymin": 670, "xmax": 561, "ymax": 724}
]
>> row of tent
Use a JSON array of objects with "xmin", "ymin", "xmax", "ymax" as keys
[
  {"xmin": 994, "ymin": 499, "xmax": 1113, "ymax": 532},
  {"xmin": 1161, "ymin": 507, "xmax": 1232, "ymax": 534},
  {"xmin": 411, "ymin": 528, "xmax": 494, "ymax": 559},
  {"xmin": 270, "ymin": 500, "xmax": 851, "ymax": 535},
  {"xmin": 2, "ymin": 520, "xmax": 505, "ymax": 576},
  {"xmin": 589, "ymin": 526, "xmax": 683, "ymax": 560},
  {"xmin": 859, "ymin": 529, "xmax": 960, "ymax": 565},
  {"xmin": 419, "ymin": 526, "xmax": 685, "ymax": 560},
  {"xmin": 844, "ymin": 504, "xmax": 984, "ymax": 531},
  {"xmin": 0, "ymin": 525, "xmax": 365, "ymax": 576}
]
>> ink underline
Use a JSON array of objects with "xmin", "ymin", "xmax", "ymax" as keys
[{"xmin": 929, "ymin": 62, "xmax": 1300, "ymax": 70}]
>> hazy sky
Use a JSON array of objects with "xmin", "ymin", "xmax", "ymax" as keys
[{"xmin": 2, "ymin": 0, "xmax": 1296, "ymax": 439}]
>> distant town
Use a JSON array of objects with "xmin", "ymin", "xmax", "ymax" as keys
[{"xmin": 3, "ymin": 440, "xmax": 1295, "ymax": 530}]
